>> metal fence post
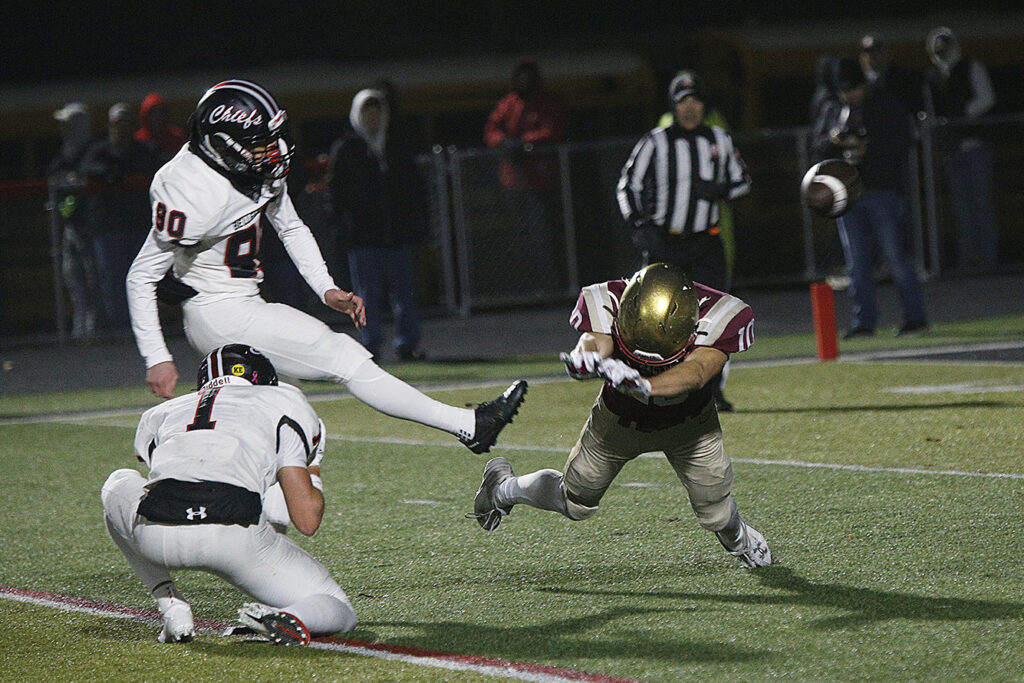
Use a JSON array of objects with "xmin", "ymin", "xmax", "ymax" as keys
[
  {"xmin": 45, "ymin": 186, "xmax": 68, "ymax": 344},
  {"xmin": 558, "ymin": 144, "xmax": 579, "ymax": 294},
  {"xmin": 795, "ymin": 129, "xmax": 817, "ymax": 281},
  {"xmin": 428, "ymin": 147, "xmax": 459, "ymax": 315},
  {"xmin": 918, "ymin": 114, "xmax": 942, "ymax": 278},
  {"xmin": 446, "ymin": 145, "xmax": 472, "ymax": 318},
  {"xmin": 907, "ymin": 139, "xmax": 930, "ymax": 278}
]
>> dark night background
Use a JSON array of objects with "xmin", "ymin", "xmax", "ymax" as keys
[
  {"xmin": 1, "ymin": 0, "xmax": 1023, "ymax": 338},
  {"xmin": 3, "ymin": 1, "xmax": 1020, "ymax": 86}
]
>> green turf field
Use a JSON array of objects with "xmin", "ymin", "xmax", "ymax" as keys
[{"xmin": 2, "ymin": 321, "xmax": 1023, "ymax": 681}]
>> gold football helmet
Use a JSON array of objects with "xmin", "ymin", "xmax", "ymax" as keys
[{"xmin": 613, "ymin": 263, "xmax": 699, "ymax": 368}]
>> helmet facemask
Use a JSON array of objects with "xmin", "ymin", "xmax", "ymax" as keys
[{"xmin": 203, "ymin": 113, "xmax": 292, "ymax": 181}]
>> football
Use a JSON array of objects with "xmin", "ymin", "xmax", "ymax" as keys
[{"xmin": 800, "ymin": 159, "xmax": 863, "ymax": 218}]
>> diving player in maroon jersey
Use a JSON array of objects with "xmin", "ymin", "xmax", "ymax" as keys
[{"xmin": 471, "ymin": 263, "xmax": 770, "ymax": 568}]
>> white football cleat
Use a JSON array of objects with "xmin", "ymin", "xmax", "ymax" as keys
[
  {"xmin": 157, "ymin": 598, "xmax": 195, "ymax": 643},
  {"xmin": 729, "ymin": 522, "xmax": 772, "ymax": 568},
  {"xmin": 471, "ymin": 457, "xmax": 515, "ymax": 532}
]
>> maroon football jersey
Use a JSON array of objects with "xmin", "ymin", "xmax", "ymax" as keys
[{"xmin": 569, "ymin": 278, "xmax": 754, "ymax": 428}]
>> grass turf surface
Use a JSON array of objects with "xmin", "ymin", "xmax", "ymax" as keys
[{"xmin": 2, "ymin": 334, "xmax": 1023, "ymax": 680}]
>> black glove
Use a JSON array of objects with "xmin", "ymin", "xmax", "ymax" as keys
[
  {"xmin": 691, "ymin": 179, "xmax": 731, "ymax": 201},
  {"xmin": 499, "ymin": 137, "xmax": 526, "ymax": 158},
  {"xmin": 631, "ymin": 220, "xmax": 662, "ymax": 254}
]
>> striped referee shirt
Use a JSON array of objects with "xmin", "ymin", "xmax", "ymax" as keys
[{"xmin": 617, "ymin": 124, "xmax": 751, "ymax": 237}]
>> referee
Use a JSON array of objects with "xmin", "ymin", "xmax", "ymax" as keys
[
  {"xmin": 617, "ymin": 72, "xmax": 751, "ymax": 291},
  {"xmin": 616, "ymin": 73, "xmax": 751, "ymax": 411}
]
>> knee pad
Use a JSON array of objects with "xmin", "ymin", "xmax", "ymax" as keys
[
  {"xmin": 563, "ymin": 489, "xmax": 599, "ymax": 521},
  {"xmin": 335, "ymin": 598, "xmax": 358, "ymax": 634},
  {"xmin": 692, "ymin": 492, "xmax": 736, "ymax": 532},
  {"xmin": 101, "ymin": 468, "xmax": 144, "ymax": 510}
]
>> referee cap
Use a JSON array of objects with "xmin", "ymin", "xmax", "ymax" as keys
[
  {"xmin": 54, "ymin": 102, "xmax": 88, "ymax": 121},
  {"xmin": 669, "ymin": 70, "xmax": 703, "ymax": 102}
]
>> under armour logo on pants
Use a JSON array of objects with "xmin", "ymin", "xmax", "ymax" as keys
[{"xmin": 186, "ymin": 507, "xmax": 207, "ymax": 520}]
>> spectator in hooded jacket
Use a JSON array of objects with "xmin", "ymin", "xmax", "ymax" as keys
[
  {"xmin": 923, "ymin": 26, "xmax": 998, "ymax": 274},
  {"xmin": 327, "ymin": 88, "xmax": 427, "ymax": 362},
  {"xmin": 134, "ymin": 92, "xmax": 186, "ymax": 163}
]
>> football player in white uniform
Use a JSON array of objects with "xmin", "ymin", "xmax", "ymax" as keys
[
  {"xmin": 126, "ymin": 79, "xmax": 525, "ymax": 454},
  {"xmin": 471, "ymin": 263, "xmax": 771, "ymax": 568},
  {"xmin": 102, "ymin": 345, "xmax": 356, "ymax": 645}
]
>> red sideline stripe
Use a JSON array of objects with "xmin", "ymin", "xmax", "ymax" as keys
[
  {"xmin": 1, "ymin": 585, "xmax": 638, "ymax": 683},
  {"xmin": 0, "ymin": 178, "xmax": 47, "ymax": 200}
]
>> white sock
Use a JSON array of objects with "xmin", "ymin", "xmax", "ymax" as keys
[
  {"xmin": 346, "ymin": 360, "xmax": 474, "ymax": 438},
  {"xmin": 151, "ymin": 581, "xmax": 186, "ymax": 614},
  {"xmin": 496, "ymin": 469, "xmax": 568, "ymax": 515},
  {"xmin": 284, "ymin": 594, "xmax": 357, "ymax": 635}
]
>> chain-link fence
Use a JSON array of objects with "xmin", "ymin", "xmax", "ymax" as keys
[
  {"xmin": 3, "ymin": 114, "xmax": 1023, "ymax": 340},
  {"xmin": 423, "ymin": 113, "xmax": 1024, "ymax": 316}
]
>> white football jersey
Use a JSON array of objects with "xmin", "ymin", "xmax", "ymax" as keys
[
  {"xmin": 127, "ymin": 146, "xmax": 337, "ymax": 367},
  {"xmin": 134, "ymin": 377, "xmax": 322, "ymax": 495}
]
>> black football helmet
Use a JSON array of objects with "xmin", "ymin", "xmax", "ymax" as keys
[
  {"xmin": 613, "ymin": 263, "xmax": 699, "ymax": 371},
  {"xmin": 188, "ymin": 79, "xmax": 294, "ymax": 181},
  {"xmin": 196, "ymin": 344, "xmax": 279, "ymax": 390}
]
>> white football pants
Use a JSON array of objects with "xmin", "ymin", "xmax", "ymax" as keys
[{"xmin": 101, "ymin": 469, "xmax": 357, "ymax": 635}]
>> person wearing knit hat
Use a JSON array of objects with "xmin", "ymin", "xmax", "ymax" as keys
[
  {"xmin": 828, "ymin": 56, "xmax": 928, "ymax": 339},
  {"xmin": 135, "ymin": 92, "xmax": 186, "ymax": 162}
]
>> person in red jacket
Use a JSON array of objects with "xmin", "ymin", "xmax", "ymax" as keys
[
  {"xmin": 484, "ymin": 58, "xmax": 567, "ymax": 191},
  {"xmin": 135, "ymin": 92, "xmax": 186, "ymax": 162},
  {"xmin": 484, "ymin": 59, "xmax": 569, "ymax": 290}
]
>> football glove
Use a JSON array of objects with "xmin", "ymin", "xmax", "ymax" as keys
[
  {"xmin": 598, "ymin": 358, "xmax": 652, "ymax": 399},
  {"xmin": 560, "ymin": 350, "xmax": 603, "ymax": 380},
  {"xmin": 309, "ymin": 419, "xmax": 326, "ymax": 469}
]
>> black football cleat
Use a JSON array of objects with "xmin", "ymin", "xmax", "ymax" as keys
[{"xmin": 459, "ymin": 380, "xmax": 528, "ymax": 454}]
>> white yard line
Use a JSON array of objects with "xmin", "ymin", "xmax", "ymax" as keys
[
  {"xmin": 325, "ymin": 434, "xmax": 1024, "ymax": 481},
  {"xmin": 3, "ymin": 346, "xmax": 1022, "ymax": 483}
]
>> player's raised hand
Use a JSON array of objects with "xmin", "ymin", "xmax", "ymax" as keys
[
  {"xmin": 325, "ymin": 288, "xmax": 366, "ymax": 329},
  {"xmin": 598, "ymin": 358, "xmax": 652, "ymax": 399},
  {"xmin": 560, "ymin": 349, "xmax": 603, "ymax": 380},
  {"xmin": 146, "ymin": 360, "xmax": 178, "ymax": 399}
]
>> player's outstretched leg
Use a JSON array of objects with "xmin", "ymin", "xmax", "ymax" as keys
[
  {"xmin": 472, "ymin": 457, "xmax": 515, "ymax": 531},
  {"xmin": 459, "ymin": 380, "xmax": 528, "ymax": 454}
]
